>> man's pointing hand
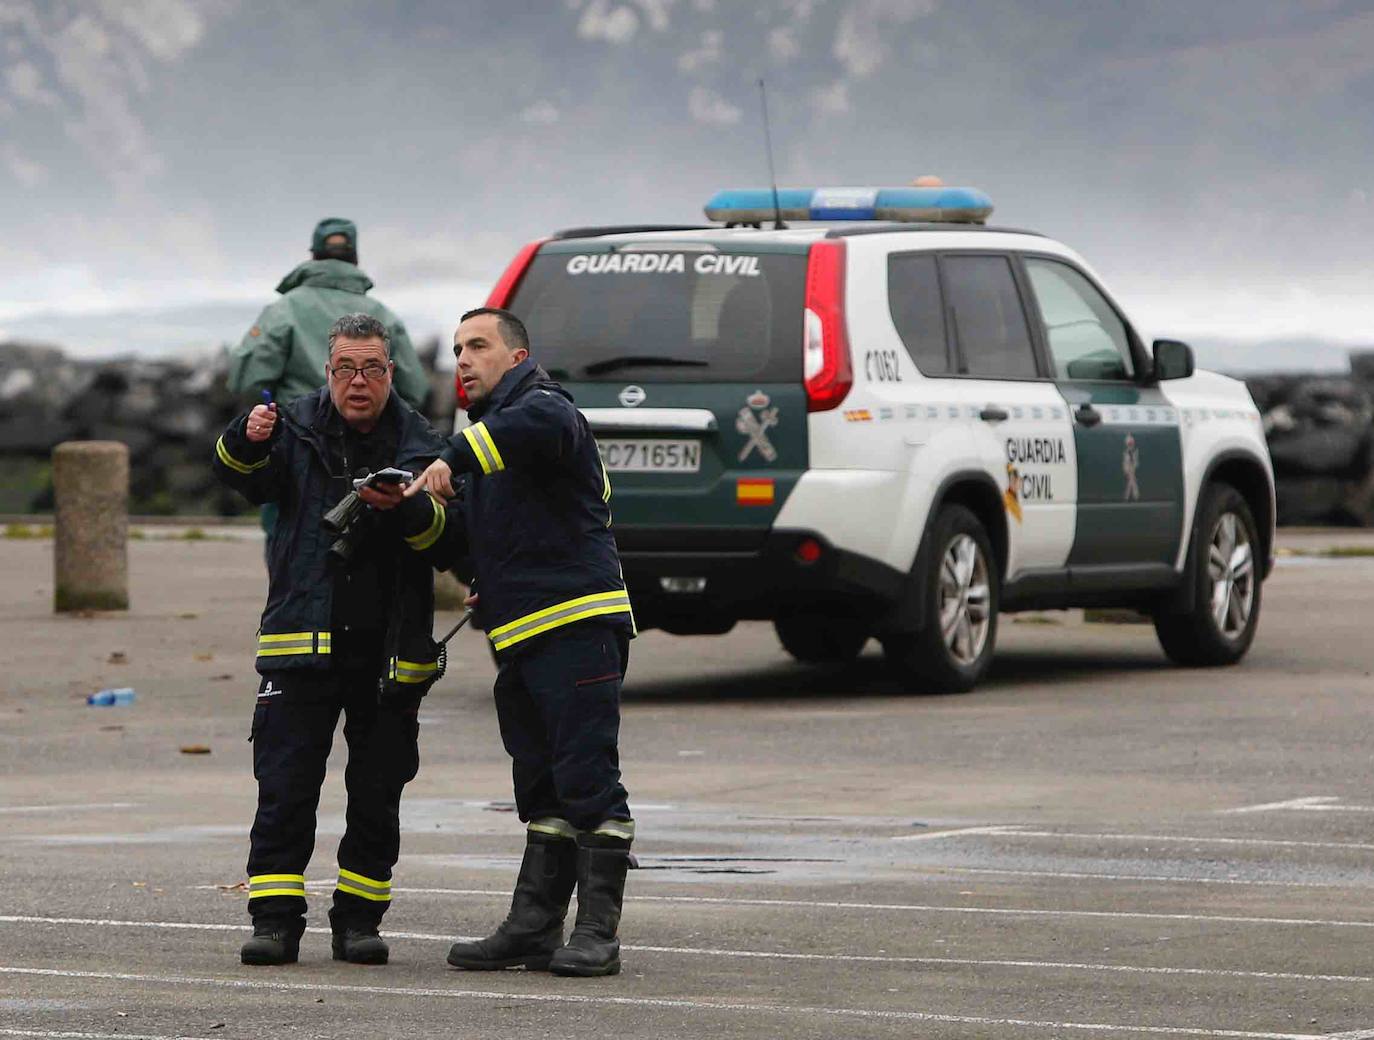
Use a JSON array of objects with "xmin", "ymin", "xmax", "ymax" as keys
[{"xmin": 404, "ymin": 458, "xmax": 456, "ymax": 500}]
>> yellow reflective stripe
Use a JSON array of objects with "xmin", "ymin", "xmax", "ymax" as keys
[
  {"xmin": 490, "ymin": 600, "xmax": 634, "ymax": 652},
  {"xmin": 216, "ymin": 436, "xmax": 269, "ymax": 475},
  {"xmin": 593, "ymin": 819, "xmax": 635, "ymax": 841},
  {"xmin": 248, "ymin": 873, "xmax": 306, "ymax": 899},
  {"xmin": 249, "ymin": 873, "xmax": 306, "ymax": 884},
  {"xmin": 600, "ymin": 460, "xmax": 612, "ymax": 503},
  {"xmin": 405, "ymin": 494, "xmax": 446, "ymax": 551},
  {"xmin": 256, "ymin": 632, "xmax": 330, "ymax": 658},
  {"xmin": 389, "ymin": 657, "xmax": 438, "ymax": 683},
  {"xmin": 528, "ymin": 817, "xmax": 578, "ymax": 840},
  {"xmin": 336, "ymin": 866, "xmax": 393, "ymax": 902},
  {"xmin": 461, "ymin": 425, "xmax": 494, "ymax": 475},
  {"xmin": 488, "ymin": 591, "xmax": 630, "ymax": 638},
  {"xmin": 474, "ymin": 422, "xmax": 505, "ymax": 472},
  {"xmin": 250, "ymin": 888, "xmax": 308, "ymax": 898}
]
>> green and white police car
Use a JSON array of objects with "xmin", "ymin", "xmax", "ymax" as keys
[{"xmin": 473, "ymin": 185, "xmax": 1274, "ymax": 693}]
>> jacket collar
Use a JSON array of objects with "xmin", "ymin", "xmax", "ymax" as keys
[
  {"xmin": 275, "ymin": 259, "xmax": 374, "ymax": 295},
  {"xmin": 467, "ymin": 358, "xmax": 544, "ymax": 420},
  {"xmin": 282, "ymin": 387, "xmax": 443, "ymax": 469}
]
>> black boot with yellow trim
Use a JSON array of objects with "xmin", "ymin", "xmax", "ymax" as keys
[
  {"xmin": 329, "ymin": 868, "xmax": 392, "ymax": 965},
  {"xmin": 549, "ymin": 819, "xmax": 633, "ymax": 978},
  {"xmin": 447, "ymin": 818, "xmax": 578, "ymax": 971}
]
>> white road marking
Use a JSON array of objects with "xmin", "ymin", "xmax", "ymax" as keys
[
  {"xmin": 193, "ymin": 885, "xmax": 1374, "ymax": 929},
  {"xmin": 0, "ymin": 965, "xmax": 1330, "ymax": 1039},
  {"xmin": 891, "ymin": 824, "xmax": 1024, "ymax": 842},
  {"xmin": 1221, "ymin": 797, "xmax": 1374, "ymax": 815},
  {"xmin": 0, "ymin": 1031, "xmax": 208, "ymax": 1040},
  {"xmin": 0, "ymin": 803, "xmax": 135, "ymax": 815},
  {"xmin": 1328, "ymin": 1030, "xmax": 1374, "ymax": 1039},
  {"xmin": 984, "ymin": 828, "xmax": 1374, "ymax": 853},
  {"xmin": 5, "ymin": 914, "xmax": 1374, "ymax": 984},
  {"xmin": 939, "ymin": 865, "xmax": 1353, "ymax": 889}
]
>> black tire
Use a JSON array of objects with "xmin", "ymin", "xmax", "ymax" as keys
[
  {"xmin": 774, "ymin": 614, "xmax": 868, "ymax": 664},
  {"xmin": 1154, "ymin": 483, "xmax": 1262, "ymax": 667},
  {"xmin": 881, "ymin": 504, "xmax": 999, "ymax": 693}
]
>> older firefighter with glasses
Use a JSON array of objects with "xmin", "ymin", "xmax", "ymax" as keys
[
  {"xmin": 406, "ymin": 307, "xmax": 636, "ymax": 978},
  {"xmin": 213, "ymin": 313, "xmax": 465, "ymax": 967}
]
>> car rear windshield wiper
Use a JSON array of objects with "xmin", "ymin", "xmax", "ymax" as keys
[{"xmin": 583, "ymin": 355, "xmax": 710, "ymax": 376}]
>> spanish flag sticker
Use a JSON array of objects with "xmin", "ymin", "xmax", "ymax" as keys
[{"xmin": 736, "ymin": 477, "xmax": 775, "ymax": 506}]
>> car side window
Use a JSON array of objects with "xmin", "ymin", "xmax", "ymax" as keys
[
  {"xmin": 1025, "ymin": 258, "xmax": 1133, "ymax": 381},
  {"xmin": 886, "ymin": 253, "xmax": 951, "ymax": 376},
  {"xmin": 941, "ymin": 254, "xmax": 1038, "ymax": 379}
]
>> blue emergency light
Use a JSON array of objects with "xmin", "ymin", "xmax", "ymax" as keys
[{"xmin": 704, "ymin": 185, "xmax": 993, "ymax": 225}]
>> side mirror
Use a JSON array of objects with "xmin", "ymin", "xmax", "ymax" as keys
[{"xmin": 1153, "ymin": 339, "xmax": 1194, "ymax": 381}]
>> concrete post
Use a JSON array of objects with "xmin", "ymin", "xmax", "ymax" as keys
[{"xmin": 53, "ymin": 441, "xmax": 129, "ymax": 612}]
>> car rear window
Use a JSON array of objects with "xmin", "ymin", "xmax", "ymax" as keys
[{"xmin": 507, "ymin": 249, "xmax": 807, "ymax": 382}]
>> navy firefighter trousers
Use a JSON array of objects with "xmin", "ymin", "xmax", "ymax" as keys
[
  {"xmin": 246, "ymin": 638, "xmax": 420, "ymax": 930},
  {"xmin": 493, "ymin": 621, "xmax": 631, "ymax": 831}
]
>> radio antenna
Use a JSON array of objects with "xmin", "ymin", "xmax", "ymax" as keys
[{"xmin": 758, "ymin": 79, "xmax": 787, "ymax": 230}]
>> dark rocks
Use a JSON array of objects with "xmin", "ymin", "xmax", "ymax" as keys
[
  {"xmin": 1247, "ymin": 351, "xmax": 1374, "ymax": 526},
  {"xmin": 0, "ymin": 340, "xmax": 452, "ymax": 515}
]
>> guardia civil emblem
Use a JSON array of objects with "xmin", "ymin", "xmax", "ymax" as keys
[
  {"xmin": 736, "ymin": 390, "xmax": 779, "ymax": 463},
  {"xmin": 1122, "ymin": 433, "xmax": 1140, "ymax": 501}
]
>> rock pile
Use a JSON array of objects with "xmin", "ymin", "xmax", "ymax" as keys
[
  {"xmin": 1246, "ymin": 354, "xmax": 1374, "ymax": 527},
  {"xmin": 0, "ymin": 339, "xmax": 453, "ymax": 515}
]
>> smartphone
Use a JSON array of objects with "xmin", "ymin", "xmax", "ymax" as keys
[{"xmin": 355, "ymin": 468, "xmax": 413, "ymax": 490}]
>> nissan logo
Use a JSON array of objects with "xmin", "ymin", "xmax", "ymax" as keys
[{"xmin": 618, "ymin": 385, "xmax": 646, "ymax": 408}]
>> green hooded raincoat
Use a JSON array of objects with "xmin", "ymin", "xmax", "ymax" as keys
[{"xmin": 228, "ymin": 259, "xmax": 429, "ymax": 409}]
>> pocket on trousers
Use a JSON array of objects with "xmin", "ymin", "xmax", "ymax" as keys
[{"xmin": 249, "ymin": 699, "xmax": 269, "ymax": 743}]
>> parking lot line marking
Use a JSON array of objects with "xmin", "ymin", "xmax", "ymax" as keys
[
  {"xmin": 891, "ymin": 824, "xmax": 1025, "ymax": 842},
  {"xmin": 1328, "ymin": 1030, "xmax": 1374, "ymax": 1039},
  {"xmin": 208, "ymin": 886, "xmax": 1374, "ymax": 929},
  {"xmin": 1219, "ymin": 797, "xmax": 1340, "ymax": 814},
  {"xmin": 0, "ymin": 965, "xmax": 1328, "ymax": 1038},
  {"xmin": 1221, "ymin": 798, "xmax": 1374, "ymax": 815},
  {"xmin": 0, "ymin": 1032, "xmax": 197, "ymax": 1040},
  {"xmin": 0, "ymin": 803, "xmax": 136, "ymax": 815},
  {"xmin": 994, "ymin": 829, "xmax": 1374, "ymax": 852},
  {"xmin": 937, "ymin": 865, "xmax": 1356, "ymax": 889},
  {"xmin": 5, "ymin": 915, "xmax": 1374, "ymax": 985}
]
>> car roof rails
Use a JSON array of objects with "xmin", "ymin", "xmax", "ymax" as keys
[
  {"xmin": 551, "ymin": 224, "xmax": 716, "ymax": 241},
  {"xmin": 825, "ymin": 222, "xmax": 1045, "ymax": 239}
]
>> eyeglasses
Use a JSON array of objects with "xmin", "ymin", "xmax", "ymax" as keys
[{"xmin": 329, "ymin": 361, "xmax": 390, "ymax": 381}]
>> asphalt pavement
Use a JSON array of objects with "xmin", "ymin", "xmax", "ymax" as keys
[{"xmin": 3, "ymin": 531, "xmax": 1374, "ymax": 1038}]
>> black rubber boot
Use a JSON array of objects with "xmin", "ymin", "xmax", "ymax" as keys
[
  {"xmin": 332, "ymin": 924, "xmax": 389, "ymax": 965},
  {"xmin": 549, "ymin": 835, "xmax": 630, "ymax": 978},
  {"xmin": 448, "ymin": 831, "xmax": 578, "ymax": 971},
  {"xmin": 240, "ymin": 917, "xmax": 305, "ymax": 966}
]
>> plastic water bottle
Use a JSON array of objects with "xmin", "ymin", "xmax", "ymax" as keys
[{"xmin": 87, "ymin": 687, "xmax": 136, "ymax": 706}]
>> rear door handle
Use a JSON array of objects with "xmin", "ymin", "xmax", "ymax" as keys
[
  {"xmin": 979, "ymin": 405, "xmax": 1009, "ymax": 422},
  {"xmin": 1075, "ymin": 403, "xmax": 1102, "ymax": 428}
]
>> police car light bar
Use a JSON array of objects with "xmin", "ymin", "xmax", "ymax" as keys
[{"xmin": 704, "ymin": 186, "xmax": 993, "ymax": 225}]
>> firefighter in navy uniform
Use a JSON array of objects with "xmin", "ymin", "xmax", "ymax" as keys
[
  {"xmin": 213, "ymin": 313, "xmax": 464, "ymax": 967},
  {"xmin": 406, "ymin": 307, "xmax": 635, "ymax": 978}
]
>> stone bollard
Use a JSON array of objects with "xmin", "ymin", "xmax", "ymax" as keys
[{"xmin": 53, "ymin": 441, "xmax": 129, "ymax": 612}]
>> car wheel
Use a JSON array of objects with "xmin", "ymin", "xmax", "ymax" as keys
[
  {"xmin": 881, "ymin": 504, "xmax": 999, "ymax": 693},
  {"xmin": 1153, "ymin": 483, "xmax": 1262, "ymax": 667},
  {"xmin": 774, "ymin": 614, "xmax": 868, "ymax": 664}
]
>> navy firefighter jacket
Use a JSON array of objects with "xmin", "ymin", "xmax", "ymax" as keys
[
  {"xmin": 211, "ymin": 387, "xmax": 465, "ymax": 697},
  {"xmin": 441, "ymin": 359, "xmax": 635, "ymax": 655}
]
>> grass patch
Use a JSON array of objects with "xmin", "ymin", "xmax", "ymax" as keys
[{"xmin": 3, "ymin": 523, "xmax": 53, "ymax": 539}]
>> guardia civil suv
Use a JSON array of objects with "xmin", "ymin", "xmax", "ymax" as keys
[{"xmin": 471, "ymin": 184, "xmax": 1274, "ymax": 693}]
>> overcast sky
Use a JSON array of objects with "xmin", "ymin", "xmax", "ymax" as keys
[{"xmin": 2, "ymin": 0, "xmax": 1373, "ymax": 369}]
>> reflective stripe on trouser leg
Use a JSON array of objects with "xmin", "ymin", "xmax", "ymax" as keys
[
  {"xmin": 248, "ymin": 873, "xmax": 307, "ymax": 899},
  {"xmin": 591, "ymin": 819, "xmax": 635, "ymax": 842},
  {"xmin": 528, "ymin": 816, "xmax": 578, "ymax": 840},
  {"xmin": 336, "ymin": 867, "xmax": 392, "ymax": 902}
]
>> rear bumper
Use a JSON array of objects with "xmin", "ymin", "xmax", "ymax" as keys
[{"xmin": 615, "ymin": 526, "xmax": 905, "ymax": 633}]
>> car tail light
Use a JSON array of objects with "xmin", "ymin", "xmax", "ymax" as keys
[
  {"xmin": 456, "ymin": 238, "xmax": 548, "ymax": 408},
  {"xmin": 486, "ymin": 238, "xmax": 546, "ymax": 308},
  {"xmin": 795, "ymin": 537, "xmax": 823, "ymax": 564},
  {"xmin": 802, "ymin": 240, "xmax": 852, "ymax": 412}
]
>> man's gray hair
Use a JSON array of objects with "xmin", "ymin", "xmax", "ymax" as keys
[{"xmin": 328, "ymin": 313, "xmax": 391, "ymax": 354}]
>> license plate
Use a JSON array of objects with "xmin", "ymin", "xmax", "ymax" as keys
[{"xmin": 597, "ymin": 439, "xmax": 701, "ymax": 473}]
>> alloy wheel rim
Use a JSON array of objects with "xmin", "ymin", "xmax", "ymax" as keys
[
  {"xmin": 1207, "ymin": 511, "xmax": 1255, "ymax": 640},
  {"xmin": 939, "ymin": 534, "xmax": 991, "ymax": 666}
]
